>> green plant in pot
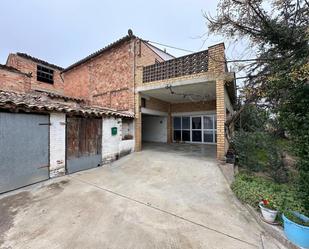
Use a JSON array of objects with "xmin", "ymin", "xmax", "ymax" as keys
[{"xmin": 259, "ymin": 199, "xmax": 278, "ymax": 223}]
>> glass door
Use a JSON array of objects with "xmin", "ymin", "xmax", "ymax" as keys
[
  {"xmin": 191, "ymin": 116, "xmax": 202, "ymax": 142},
  {"xmin": 173, "ymin": 116, "xmax": 191, "ymax": 142},
  {"xmin": 173, "ymin": 117, "xmax": 181, "ymax": 142},
  {"xmin": 181, "ymin": 116, "xmax": 190, "ymax": 142},
  {"xmin": 203, "ymin": 115, "xmax": 217, "ymax": 143}
]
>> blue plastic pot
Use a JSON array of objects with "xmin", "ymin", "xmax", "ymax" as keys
[{"xmin": 282, "ymin": 212, "xmax": 309, "ymax": 248}]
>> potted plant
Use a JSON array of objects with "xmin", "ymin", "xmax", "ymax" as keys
[
  {"xmin": 282, "ymin": 211, "xmax": 309, "ymax": 248},
  {"xmin": 259, "ymin": 199, "xmax": 278, "ymax": 223}
]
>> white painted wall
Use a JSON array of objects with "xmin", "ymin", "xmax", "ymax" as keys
[
  {"xmin": 120, "ymin": 119, "xmax": 135, "ymax": 156},
  {"xmin": 49, "ymin": 113, "xmax": 66, "ymax": 178},
  {"xmin": 102, "ymin": 117, "xmax": 122, "ymax": 163},
  {"xmin": 142, "ymin": 115, "xmax": 167, "ymax": 143},
  {"xmin": 102, "ymin": 117, "xmax": 135, "ymax": 163},
  {"xmin": 119, "ymin": 139, "xmax": 135, "ymax": 156}
]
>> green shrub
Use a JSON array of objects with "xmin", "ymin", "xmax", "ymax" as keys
[
  {"xmin": 280, "ymin": 84, "xmax": 309, "ymax": 215},
  {"xmin": 236, "ymin": 105, "xmax": 269, "ymax": 132},
  {"xmin": 232, "ymin": 131, "xmax": 270, "ymax": 171},
  {"xmin": 231, "ymin": 131, "xmax": 288, "ymax": 183},
  {"xmin": 231, "ymin": 172, "xmax": 304, "ymax": 217}
]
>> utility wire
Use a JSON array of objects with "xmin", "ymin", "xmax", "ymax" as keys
[
  {"xmin": 144, "ymin": 39, "xmax": 292, "ymax": 64},
  {"xmin": 144, "ymin": 40, "xmax": 196, "ymax": 53}
]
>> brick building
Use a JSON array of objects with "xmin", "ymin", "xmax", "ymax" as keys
[{"xmin": 0, "ymin": 30, "xmax": 236, "ymax": 193}]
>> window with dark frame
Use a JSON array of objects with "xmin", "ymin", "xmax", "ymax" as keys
[{"xmin": 37, "ymin": 65, "xmax": 54, "ymax": 84}]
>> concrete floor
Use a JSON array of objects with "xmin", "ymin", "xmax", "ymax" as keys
[{"xmin": 0, "ymin": 143, "xmax": 285, "ymax": 249}]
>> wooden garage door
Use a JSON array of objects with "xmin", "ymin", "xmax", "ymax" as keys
[
  {"xmin": 66, "ymin": 117, "xmax": 102, "ymax": 174},
  {"xmin": 0, "ymin": 112, "xmax": 49, "ymax": 193}
]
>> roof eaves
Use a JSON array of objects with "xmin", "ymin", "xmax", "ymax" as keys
[
  {"xmin": 16, "ymin": 53, "xmax": 64, "ymax": 70},
  {"xmin": 0, "ymin": 64, "xmax": 31, "ymax": 77},
  {"xmin": 0, "ymin": 90, "xmax": 134, "ymax": 118}
]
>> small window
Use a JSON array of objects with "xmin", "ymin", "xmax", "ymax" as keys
[
  {"xmin": 37, "ymin": 65, "xmax": 54, "ymax": 84},
  {"xmin": 122, "ymin": 118, "xmax": 134, "ymax": 140},
  {"xmin": 141, "ymin": 98, "xmax": 146, "ymax": 108}
]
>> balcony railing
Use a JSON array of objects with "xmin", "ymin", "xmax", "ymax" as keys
[{"xmin": 142, "ymin": 50, "xmax": 208, "ymax": 83}]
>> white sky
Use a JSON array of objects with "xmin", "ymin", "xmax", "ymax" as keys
[{"xmin": 0, "ymin": 0, "xmax": 252, "ymax": 75}]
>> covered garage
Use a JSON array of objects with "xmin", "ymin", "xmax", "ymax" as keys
[
  {"xmin": 142, "ymin": 114, "xmax": 167, "ymax": 143},
  {"xmin": 0, "ymin": 90, "xmax": 135, "ymax": 194}
]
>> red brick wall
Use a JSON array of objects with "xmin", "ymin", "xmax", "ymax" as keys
[
  {"xmin": 6, "ymin": 54, "xmax": 64, "ymax": 94},
  {"xmin": 0, "ymin": 68, "xmax": 31, "ymax": 92},
  {"xmin": 64, "ymin": 39, "xmax": 164, "ymax": 112},
  {"xmin": 64, "ymin": 40, "xmax": 135, "ymax": 112},
  {"xmin": 63, "ymin": 65, "xmax": 90, "ymax": 100}
]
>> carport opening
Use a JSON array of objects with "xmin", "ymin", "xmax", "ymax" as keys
[
  {"xmin": 141, "ymin": 112, "xmax": 216, "ymax": 159},
  {"xmin": 142, "ymin": 114, "xmax": 167, "ymax": 144}
]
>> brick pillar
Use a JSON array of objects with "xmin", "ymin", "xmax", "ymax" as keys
[
  {"xmin": 216, "ymin": 80, "xmax": 226, "ymax": 160},
  {"xmin": 208, "ymin": 43, "xmax": 226, "ymax": 74},
  {"xmin": 135, "ymin": 93, "xmax": 142, "ymax": 151}
]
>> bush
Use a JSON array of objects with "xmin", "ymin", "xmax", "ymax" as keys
[
  {"xmin": 280, "ymin": 84, "xmax": 309, "ymax": 215},
  {"xmin": 231, "ymin": 131, "xmax": 288, "ymax": 183},
  {"xmin": 232, "ymin": 131, "xmax": 270, "ymax": 171},
  {"xmin": 236, "ymin": 105, "xmax": 269, "ymax": 132},
  {"xmin": 231, "ymin": 172, "xmax": 304, "ymax": 217}
]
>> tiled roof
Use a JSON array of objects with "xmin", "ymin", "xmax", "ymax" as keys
[
  {"xmin": 16, "ymin": 53, "xmax": 64, "ymax": 71},
  {"xmin": 34, "ymin": 89, "xmax": 85, "ymax": 102},
  {"xmin": 63, "ymin": 31, "xmax": 136, "ymax": 72},
  {"xmin": 0, "ymin": 90, "xmax": 134, "ymax": 118}
]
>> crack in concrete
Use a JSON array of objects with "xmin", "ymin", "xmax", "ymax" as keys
[{"xmin": 70, "ymin": 175, "xmax": 259, "ymax": 248}]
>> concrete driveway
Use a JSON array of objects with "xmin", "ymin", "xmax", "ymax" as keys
[{"xmin": 0, "ymin": 143, "xmax": 285, "ymax": 249}]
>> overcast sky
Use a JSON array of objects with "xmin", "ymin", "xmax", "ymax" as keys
[{"xmin": 0, "ymin": 0, "xmax": 250, "ymax": 69}]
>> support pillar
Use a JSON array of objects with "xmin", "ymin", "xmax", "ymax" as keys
[
  {"xmin": 216, "ymin": 80, "xmax": 226, "ymax": 160},
  {"xmin": 167, "ymin": 104, "xmax": 172, "ymax": 144},
  {"xmin": 135, "ymin": 93, "xmax": 142, "ymax": 151}
]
